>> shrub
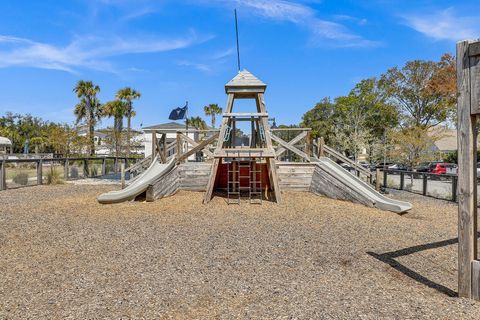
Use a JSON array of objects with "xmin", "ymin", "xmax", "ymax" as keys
[
  {"xmin": 70, "ymin": 166, "xmax": 79, "ymax": 179},
  {"xmin": 90, "ymin": 165, "xmax": 98, "ymax": 177},
  {"xmin": 47, "ymin": 167, "xmax": 63, "ymax": 185},
  {"xmin": 13, "ymin": 172, "xmax": 29, "ymax": 186}
]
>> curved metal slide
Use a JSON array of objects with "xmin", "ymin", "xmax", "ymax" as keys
[
  {"xmin": 315, "ymin": 157, "xmax": 412, "ymax": 213},
  {"xmin": 97, "ymin": 157, "xmax": 176, "ymax": 204}
]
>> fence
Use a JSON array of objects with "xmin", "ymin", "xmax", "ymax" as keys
[
  {"xmin": 0, "ymin": 156, "xmax": 138, "ymax": 191},
  {"xmin": 381, "ymin": 169, "xmax": 458, "ymax": 202}
]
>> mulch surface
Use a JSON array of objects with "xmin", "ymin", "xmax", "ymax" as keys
[{"xmin": 1, "ymin": 185, "xmax": 479, "ymax": 319}]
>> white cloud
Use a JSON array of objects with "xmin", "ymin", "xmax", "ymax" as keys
[
  {"xmin": 0, "ymin": 31, "xmax": 213, "ymax": 73},
  {"xmin": 176, "ymin": 60, "xmax": 212, "ymax": 72},
  {"xmin": 402, "ymin": 8, "xmax": 480, "ymax": 41},
  {"xmin": 197, "ymin": 0, "xmax": 377, "ymax": 48}
]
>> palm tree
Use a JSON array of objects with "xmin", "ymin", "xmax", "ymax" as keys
[
  {"xmin": 116, "ymin": 87, "xmax": 141, "ymax": 157},
  {"xmin": 203, "ymin": 104, "xmax": 222, "ymax": 128},
  {"xmin": 103, "ymin": 100, "xmax": 127, "ymax": 157},
  {"xmin": 186, "ymin": 116, "xmax": 208, "ymax": 130},
  {"xmin": 73, "ymin": 80, "xmax": 102, "ymax": 155}
]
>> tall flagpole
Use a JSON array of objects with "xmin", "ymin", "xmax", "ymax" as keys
[
  {"xmin": 185, "ymin": 101, "xmax": 189, "ymax": 132},
  {"xmin": 234, "ymin": 9, "xmax": 241, "ymax": 71}
]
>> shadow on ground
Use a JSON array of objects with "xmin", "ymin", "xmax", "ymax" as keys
[{"xmin": 367, "ymin": 232, "xmax": 480, "ymax": 297}]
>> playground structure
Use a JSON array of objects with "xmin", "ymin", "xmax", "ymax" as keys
[
  {"xmin": 98, "ymin": 70, "xmax": 411, "ymax": 214},
  {"xmin": 456, "ymin": 39, "xmax": 480, "ymax": 300}
]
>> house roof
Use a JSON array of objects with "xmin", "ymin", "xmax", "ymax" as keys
[
  {"xmin": 225, "ymin": 69, "xmax": 266, "ymax": 88},
  {"xmin": 428, "ymin": 126, "xmax": 457, "ymax": 151},
  {"xmin": 143, "ymin": 122, "xmax": 187, "ymax": 131},
  {"xmin": 0, "ymin": 137, "xmax": 12, "ymax": 146}
]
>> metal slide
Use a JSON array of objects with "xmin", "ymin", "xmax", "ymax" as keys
[
  {"xmin": 97, "ymin": 157, "xmax": 176, "ymax": 204},
  {"xmin": 314, "ymin": 156, "xmax": 412, "ymax": 213}
]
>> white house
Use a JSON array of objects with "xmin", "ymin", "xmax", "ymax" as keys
[{"xmin": 143, "ymin": 122, "xmax": 202, "ymax": 160}]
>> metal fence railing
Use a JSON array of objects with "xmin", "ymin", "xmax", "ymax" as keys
[
  {"xmin": 381, "ymin": 169, "xmax": 458, "ymax": 202},
  {"xmin": 0, "ymin": 156, "xmax": 139, "ymax": 191}
]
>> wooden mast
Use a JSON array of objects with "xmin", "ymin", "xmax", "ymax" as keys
[{"xmin": 203, "ymin": 70, "xmax": 281, "ymax": 203}]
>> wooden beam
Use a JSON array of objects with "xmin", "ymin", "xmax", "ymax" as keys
[
  {"xmin": 257, "ymin": 93, "xmax": 282, "ymax": 203},
  {"xmin": 177, "ymin": 132, "xmax": 219, "ymax": 163},
  {"xmin": 180, "ymin": 132, "xmax": 218, "ymax": 157},
  {"xmin": 275, "ymin": 131, "xmax": 308, "ymax": 158},
  {"xmin": 271, "ymin": 127, "xmax": 311, "ymax": 132},
  {"xmin": 151, "ymin": 131, "xmax": 156, "ymax": 163},
  {"xmin": 470, "ymin": 49, "xmax": 480, "ymax": 115},
  {"xmin": 469, "ymin": 41, "xmax": 480, "ymax": 57},
  {"xmin": 36, "ymin": 160, "xmax": 43, "ymax": 185},
  {"xmin": 457, "ymin": 40, "xmax": 478, "ymax": 298},
  {"xmin": 223, "ymin": 112, "xmax": 269, "ymax": 117},
  {"xmin": 176, "ymin": 131, "xmax": 182, "ymax": 162},
  {"xmin": 156, "ymin": 133, "xmax": 166, "ymax": 163},
  {"xmin": 271, "ymin": 133, "xmax": 310, "ymax": 162},
  {"xmin": 323, "ymin": 144, "xmax": 371, "ymax": 178}
]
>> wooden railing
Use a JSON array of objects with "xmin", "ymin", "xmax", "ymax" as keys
[{"xmin": 175, "ymin": 131, "xmax": 219, "ymax": 163}]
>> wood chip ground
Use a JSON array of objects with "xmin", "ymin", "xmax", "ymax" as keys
[{"xmin": 1, "ymin": 185, "xmax": 480, "ymax": 319}]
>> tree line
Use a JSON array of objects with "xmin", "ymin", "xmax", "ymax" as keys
[
  {"xmin": 300, "ymin": 53, "xmax": 456, "ymax": 168},
  {"xmin": 1, "ymin": 53, "xmax": 456, "ymax": 164}
]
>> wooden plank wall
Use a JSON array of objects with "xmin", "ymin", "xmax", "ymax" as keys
[
  {"xmin": 178, "ymin": 162, "xmax": 212, "ymax": 191},
  {"xmin": 309, "ymin": 165, "xmax": 374, "ymax": 208},
  {"xmin": 277, "ymin": 163, "xmax": 315, "ymax": 192}
]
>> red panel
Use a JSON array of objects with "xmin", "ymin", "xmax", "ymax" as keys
[{"xmin": 215, "ymin": 161, "xmax": 271, "ymax": 189}]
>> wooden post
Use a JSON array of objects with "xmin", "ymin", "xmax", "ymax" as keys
[
  {"xmin": 176, "ymin": 131, "xmax": 182, "ymax": 162},
  {"xmin": 422, "ymin": 174, "xmax": 428, "ymax": 196},
  {"xmin": 151, "ymin": 131, "xmax": 157, "ymax": 163},
  {"xmin": 101, "ymin": 158, "xmax": 106, "ymax": 176},
  {"xmin": 305, "ymin": 130, "xmax": 311, "ymax": 156},
  {"xmin": 452, "ymin": 175, "xmax": 458, "ymax": 202},
  {"xmin": 383, "ymin": 170, "xmax": 387, "ymax": 188},
  {"xmin": 400, "ymin": 172, "xmax": 404, "ymax": 190},
  {"xmin": 84, "ymin": 159, "xmax": 89, "ymax": 177},
  {"xmin": 162, "ymin": 133, "xmax": 167, "ymax": 161},
  {"xmin": 318, "ymin": 137, "xmax": 325, "ymax": 157},
  {"xmin": 457, "ymin": 40, "xmax": 479, "ymax": 299},
  {"xmin": 64, "ymin": 159, "xmax": 69, "ymax": 180},
  {"xmin": 36, "ymin": 159, "xmax": 43, "ymax": 185},
  {"xmin": 0, "ymin": 160, "xmax": 5, "ymax": 191},
  {"xmin": 121, "ymin": 162, "xmax": 125, "ymax": 189},
  {"xmin": 375, "ymin": 168, "xmax": 380, "ymax": 191}
]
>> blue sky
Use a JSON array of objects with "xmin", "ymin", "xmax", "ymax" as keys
[{"xmin": 0, "ymin": 0, "xmax": 478, "ymax": 129}]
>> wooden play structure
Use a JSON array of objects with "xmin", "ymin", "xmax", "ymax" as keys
[
  {"xmin": 203, "ymin": 70, "xmax": 281, "ymax": 204},
  {"xmin": 99, "ymin": 69, "xmax": 411, "ymax": 213},
  {"xmin": 456, "ymin": 39, "xmax": 480, "ymax": 300}
]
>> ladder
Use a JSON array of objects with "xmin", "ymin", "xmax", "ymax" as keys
[{"xmin": 227, "ymin": 159, "xmax": 262, "ymax": 204}]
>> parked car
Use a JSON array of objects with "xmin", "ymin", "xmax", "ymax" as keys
[
  {"xmin": 375, "ymin": 162, "xmax": 394, "ymax": 170},
  {"xmin": 387, "ymin": 163, "xmax": 411, "ymax": 171},
  {"xmin": 415, "ymin": 161, "xmax": 443, "ymax": 173},
  {"xmin": 431, "ymin": 163, "xmax": 457, "ymax": 175}
]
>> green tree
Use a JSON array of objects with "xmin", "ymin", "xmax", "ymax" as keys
[
  {"xmin": 73, "ymin": 80, "xmax": 102, "ymax": 155},
  {"xmin": 203, "ymin": 104, "xmax": 223, "ymax": 128},
  {"xmin": 379, "ymin": 57, "xmax": 455, "ymax": 128},
  {"xmin": 300, "ymin": 97, "xmax": 337, "ymax": 143},
  {"xmin": 116, "ymin": 87, "xmax": 141, "ymax": 157},
  {"xmin": 186, "ymin": 116, "xmax": 208, "ymax": 130},
  {"xmin": 103, "ymin": 100, "xmax": 127, "ymax": 157}
]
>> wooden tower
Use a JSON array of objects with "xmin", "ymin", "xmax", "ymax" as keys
[{"xmin": 203, "ymin": 70, "xmax": 282, "ymax": 203}]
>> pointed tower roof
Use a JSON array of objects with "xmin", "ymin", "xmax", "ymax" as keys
[{"xmin": 225, "ymin": 69, "xmax": 266, "ymax": 93}]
